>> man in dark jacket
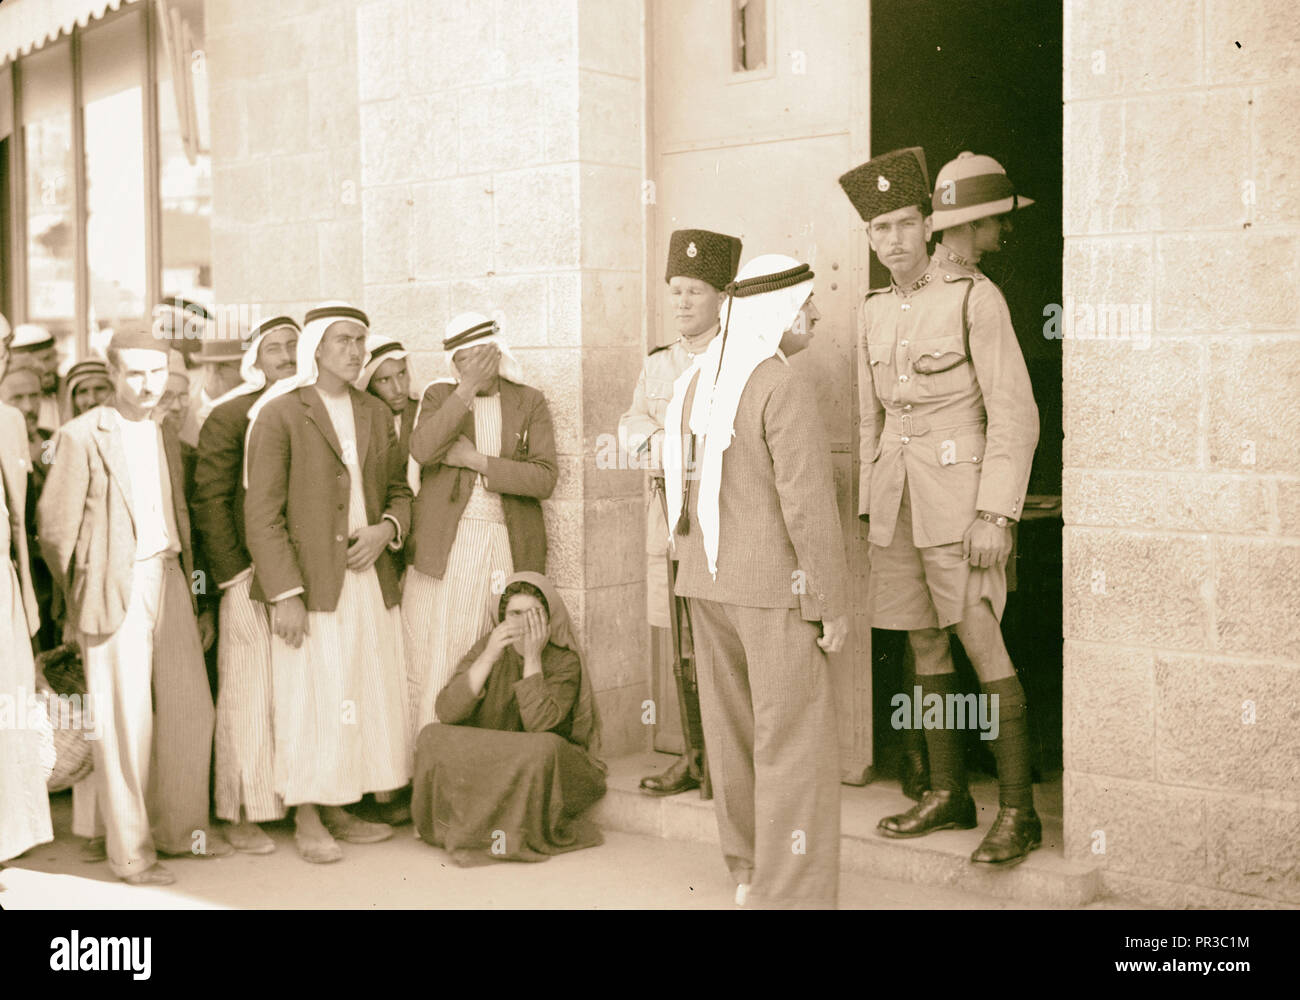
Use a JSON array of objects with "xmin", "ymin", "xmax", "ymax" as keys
[{"xmin": 192, "ymin": 314, "xmax": 299, "ymax": 854}]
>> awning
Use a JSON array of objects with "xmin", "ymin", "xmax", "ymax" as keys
[{"xmin": 0, "ymin": 0, "xmax": 139, "ymax": 66}]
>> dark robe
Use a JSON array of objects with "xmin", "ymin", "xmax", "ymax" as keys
[{"xmin": 412, "ymin": 635, "xmax": 606, "ymax": 865}]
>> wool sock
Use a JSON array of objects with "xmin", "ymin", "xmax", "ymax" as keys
[
  {"xmin": 982, "ymin": 674, "xmax": 1034, "ymax": 809},
  {"xmin": 919, "ymin": 671, "xmax": 967, "ymax": 795}
]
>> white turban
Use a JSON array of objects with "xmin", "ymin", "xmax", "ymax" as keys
[{"xmin": 664, "ymin": 254, "xmax": 815, "ymax": 578}]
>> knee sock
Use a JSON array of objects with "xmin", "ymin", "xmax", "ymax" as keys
[
  {"xmin": 919, "ymin": 672, "xmax": 967, "ymax": 795},
  {"xmin": 981, "ymin": 675, "xmax": 1034, "ymax": 809}
]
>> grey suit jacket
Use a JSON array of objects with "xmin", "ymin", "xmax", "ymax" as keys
[
  {"xmin": 672, "ymin": 356, "xmax": 849, "ymax": 623},
  {"xmin": 0, "ymin": 403, "xmax": 39, "ymax": 636},
  {"xmin": 37, "ymin": 405, "xmax": 195, "ymax": 637}
]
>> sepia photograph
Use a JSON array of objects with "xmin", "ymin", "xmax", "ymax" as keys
[{"xmin": 0, "ymin": 0, "xmax": 1293, "ymax": 963}]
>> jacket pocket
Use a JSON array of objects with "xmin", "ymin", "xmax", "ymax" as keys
[
  {"xmin": 645, "ymin": 377, "xmax": 674, "ymax": 401},
  {"xmin": 910, "ymin": 335, "xmax": 971, "ymax": 397},
  {"xmin": 936, "ymin": 431, "xmax": 986, "ymax": 468}
]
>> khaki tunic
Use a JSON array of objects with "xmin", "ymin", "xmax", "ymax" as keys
[
  {"xmin": 619, "ymin": 339, "xmax": 708, "ymax": 627},
  {"xmin": 857, "ymin": 253, "xmax": 1038, "ymax": 551}
]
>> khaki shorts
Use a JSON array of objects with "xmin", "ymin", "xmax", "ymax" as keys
[{"xmin": 868, "ymin": 479, "xmax": 1007, "ymax": 631}]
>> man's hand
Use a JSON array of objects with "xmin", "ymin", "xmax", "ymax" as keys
[
  {"xmin": 455, "ymin": 345, "xmax": 500, "ymax": 398},
  {"xmin": 197, "ymin": 609, "xmax": 216, "ymax": 652},
  {"xmin": 347, "ymin": 521, "xmax": 396, "ymax": 571},
  {"xmin": 272, "ymin": 595, "xmax": 309, "ymax": 649},
  {"xmin": 444, "ymin": 435, "xmax": 485, "ymax": 473},
  {"xmin": 963, "ymin": 517, "xmax": 1012, "ymax": 569},
  {"xmin": 817, "ymin": 615, "xmax": 849, "ymax": 654}
]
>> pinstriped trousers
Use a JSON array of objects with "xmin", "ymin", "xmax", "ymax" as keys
[
  {"xmin": 689, "ymin": 598, "xmax": 841, "ymax": 909},
  {"xmin": 214, "ymin": 574, "xmax": 285, "ymax": 823}
]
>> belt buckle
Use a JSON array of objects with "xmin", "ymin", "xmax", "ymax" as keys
[{"xmin": 900, "ymin": 413, "xmax": 913, "ymax": 436}]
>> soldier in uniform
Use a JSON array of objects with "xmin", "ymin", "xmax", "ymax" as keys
[
  {"xmin": 931, "ymin": 151, "xmax": 1035, "ymax": 279},
  {"xmin": 839, "ymin": 147, "xmax": 1042, "ymax": 866},
  {"xmin": 619, "ymin": 228, "xmax": 741, "ymax": 798}
]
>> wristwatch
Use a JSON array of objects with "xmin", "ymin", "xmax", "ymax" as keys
[{"xmin": 978, "ymin": 510, "xmax": 1011, "ymax": 528}]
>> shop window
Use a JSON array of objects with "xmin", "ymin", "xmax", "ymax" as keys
[
  {"xmin": 733, "ymin": 0, "xmax": 768, "ymax": 73},
  {"xmin": 21, "ymin": 43, "xmax": 76, "ymax": 359},
  {"xmin": 82, "ymin": 9, "xmax": 148, "ymax": 335}
]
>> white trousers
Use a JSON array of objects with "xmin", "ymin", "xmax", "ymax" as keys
[{"xmin": 76, "ymin": 554, "xmax": 164, "ymax": 879}]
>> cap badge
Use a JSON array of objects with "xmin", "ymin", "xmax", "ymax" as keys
[
  {"xmin": 686, "ymin": 241, "xmax": 698, "ymax": 257},
  {"xmin": 877, "ymin": 175, "xmax": 891, "ymax": 192}
]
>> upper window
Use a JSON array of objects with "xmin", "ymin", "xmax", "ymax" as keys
[{"xmin": 733, "ymin": 0, "xmax": 768, "ymax": 73}]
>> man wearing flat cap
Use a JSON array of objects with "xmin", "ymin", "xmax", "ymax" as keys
[
  {"xmin": 931, "ymin": 151, "xmax": 1035, "ymax": 279},
  {"xmin": 38, "ymin": 323, "xmax": 231, "ymax": 885},
  {"xmin": 839, "ymin": 147, "xmax": 1041, "ymax": 866},
  {"xmin": 620, "ymin": 227, "xmax": 741, "ymax": 800}
]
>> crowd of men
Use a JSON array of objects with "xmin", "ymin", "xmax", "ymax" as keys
[{"xmin": 0, "ymin": 145, "xmax": 1041, "ymax": 908}]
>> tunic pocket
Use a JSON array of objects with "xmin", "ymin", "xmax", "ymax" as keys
[
  {"xmin": 936, "ymin": 431, "xmax": 986, "ymax": 468},
  {"xmin": 909, "ymin": 335, "xmax": 970, "ymax": 397}
]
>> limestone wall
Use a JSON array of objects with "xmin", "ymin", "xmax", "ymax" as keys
[{"xmin": 1062, "ymin": 0, "xmax": 1300, "ymax": 907}]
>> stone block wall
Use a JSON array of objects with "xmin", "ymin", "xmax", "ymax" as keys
[
  {"xmin": 207, "ymin": 0, "xmax": 364, "ymax": 321},
  {"xmin": 1062, "ymin": 0, "xmax": 1300, "ymax": 907},
  {"xmin": 353, "ymin": 0, "xmax": 650, "ymax": 754}
]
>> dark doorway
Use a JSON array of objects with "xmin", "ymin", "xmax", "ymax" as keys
[{"xmin": 869, "ymin": 0, "xmax": 1064, "ymax": 780}]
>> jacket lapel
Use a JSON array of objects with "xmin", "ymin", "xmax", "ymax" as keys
[
  {"xmin": 300, "ymin": 386, "xmax": 344, "ymax": 463},
  {"xmin": 92, "ymin": 407, "xmax": 135, "ymax": 532},
  {"xmin": 498, "ymin": 379, "xmax": 521, "ymax": 458},
  {"xmin": 351, "ymin": 387, "xmax": 372, "ymax": 473}
]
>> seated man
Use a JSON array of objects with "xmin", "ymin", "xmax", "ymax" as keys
[{"xmin": 411, "ymin": 572, "xmax": 606, "ymax": 865}]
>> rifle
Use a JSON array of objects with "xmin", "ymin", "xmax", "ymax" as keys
[{"xmin": 652, "ymin": 475, "xmax": 711, "ymax": 799}]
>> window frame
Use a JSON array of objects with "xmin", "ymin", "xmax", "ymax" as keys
[{"xmin": 2, "ymin": 1, "xmax": 166, "ymax": 358}]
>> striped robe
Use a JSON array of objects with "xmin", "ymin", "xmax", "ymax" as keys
[{"xmin": 402, "ymin": 395, "xmax": 513, "ymax": 742}]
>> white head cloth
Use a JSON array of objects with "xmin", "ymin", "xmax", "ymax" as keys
[
  {"xmin": 404, "ymin": 312, "xmax": 527, "ymax": 494},
  {"xmin": 355, "ymin": 333, "xmax": 409, "ymax": 390},
  {"xmin": 207, "ymin": 314, "xmax": 301, "ymax": 412},
  {"xmin": 663, "ymin": 253, "xmax": 814, "ymax": 578},
  {"xmin": 243, "ymin": 301, "xmax": 367, "ymax": 486}
]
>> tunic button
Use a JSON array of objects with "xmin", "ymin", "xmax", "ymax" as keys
[
  {"xmin": 972, "ymin": 456, "xmax": 981, "ymax": 463},
  {"xmin": 900, "ymin": 303, "xmax": 911, "ymax": 311},
  {"xmin": 899, "ymin": 374, "xmax": 909, "ymax": 382},
  {"xmin": 903, "ymin": 404, "xmax": 912, "ymax": 411},
  {"xmin": 336, "ymin": 534, "xmax": 344, "ymax": 542},
  {"xmin": 900, "ymin": 339, "xmax": 909, "ymax": 347},
  {"xmin": 901, "ymin": 436, "xmax": 910, "ymax": 444}
]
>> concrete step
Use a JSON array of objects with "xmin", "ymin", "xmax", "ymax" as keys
[{"xmin": 593, "ymin": 751, "xmax": 1105, "ymax": 907}]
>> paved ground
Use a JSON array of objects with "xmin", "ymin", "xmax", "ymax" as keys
[{"xmin": 0, "ymin": 792, "xmax": 1070, "ymax": 909}]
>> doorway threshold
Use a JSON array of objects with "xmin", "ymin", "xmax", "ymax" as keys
[{"xmin": 594, "ymin": 752, "xmax": 1104, "ymax": 907}]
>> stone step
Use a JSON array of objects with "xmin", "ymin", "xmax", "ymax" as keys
[{"xmin": 593, "ymin": 752, "xmax": 1104, "ymax": 907}]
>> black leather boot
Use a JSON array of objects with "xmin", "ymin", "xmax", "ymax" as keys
[
  {"xmin": 877, "ymin": 789, "xmax": 977, "ymax": 839},
  {"xmin": 899, "ymin": 748, "xmax": 931, "ymax": 802},
  {"xmin": 639, "ymin": 753, "xmax": 701, "ymax": 797},
  {"xmin": 970, "ymin": 805, "xmax": 1042, "ymax": 867}
]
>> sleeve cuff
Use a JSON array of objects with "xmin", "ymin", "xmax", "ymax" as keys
[
  {"xmin": 382, "ymin": 513, "xmax": 404, "ymax": 550},
  {"xmin": 268, "ymin": 586, "xmax": 305, "ymax": 603},
  {"xmin": 217, "ymin": 567, "xmax": 253, "ymax": 591}
]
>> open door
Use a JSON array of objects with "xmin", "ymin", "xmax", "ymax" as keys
[{"xmin": 870, "ymin": 0, "xmax": 1064, "ymax": 778}]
